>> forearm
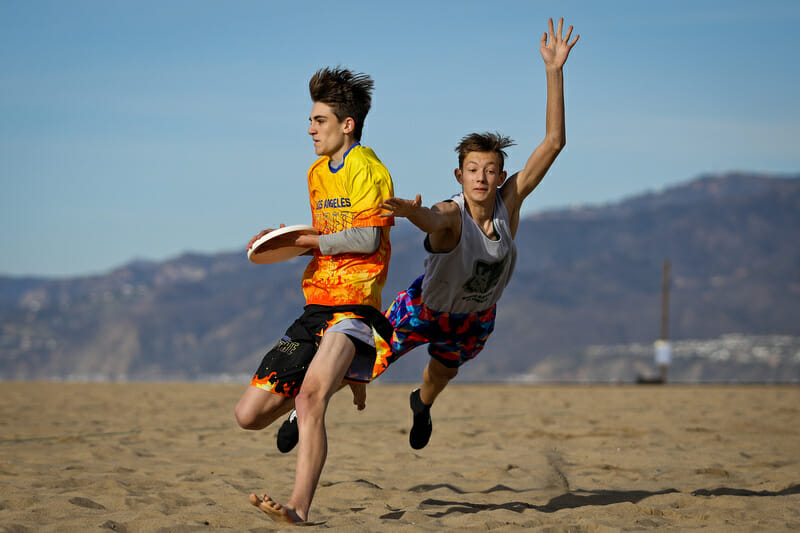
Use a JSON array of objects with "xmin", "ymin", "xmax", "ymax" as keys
[
  {"xmin": 404, "ymin": 206, "xmax": 452, "ymax": 235},
  {"xmin": 543, "ymin": 66, "xmax": 566, "ymax": 152},
  {"xmin": 381, "ymin": 196, "xmax": 457, "ymax": 235},
  {"xmin": 318, "ymin": 226, "xmax": 381, "ymax": 255},
  {"xmin": 524, "ymin": 67, "xmax": 566, "ymax": 170}
]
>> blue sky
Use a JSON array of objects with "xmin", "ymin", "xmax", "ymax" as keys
[{"xmin": 2, "ymin": 0, "xmax": 799, "ymax": 278}]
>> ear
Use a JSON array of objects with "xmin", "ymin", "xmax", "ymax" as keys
[
  {"xmin": 342, "ymin": 117, "xmax": 355, "ymax": 134},
  {"xmin": 498, "ymin": 170, "xmax": 508, "ymax": 187},
  {"xmin": 454, "ymin": 168, "xmax": 463, "ymax": 185}
]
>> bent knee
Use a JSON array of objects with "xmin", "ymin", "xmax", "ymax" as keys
[{"xmin": 234, "ymin": 402, "xmax": 267, "ymax": 430}]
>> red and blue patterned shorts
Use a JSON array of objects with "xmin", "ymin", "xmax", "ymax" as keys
[{"xmin": 384, "ymin": 276, "xmax": 496, "ymax": 368}]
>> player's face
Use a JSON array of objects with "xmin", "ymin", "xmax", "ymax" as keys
[
  {"xmin": 455, "ymin": 151, "xmax": 507, "ymax": 203},
  {"xmin": 308, "ymin": 102, "xmax": 352, "ymax": 160}
]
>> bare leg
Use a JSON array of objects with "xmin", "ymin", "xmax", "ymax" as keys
[
  {"xmin": 251, "ymin": 331, "xmax": 356, "ymax": 523},
  {"xmin": 289, "ymin": 332, "xmax": 355, "ymax": 519},
  {"xmin": 409, "ymin": 358, "xmax": 459, "ymax": 449},
  {"xmin": 234, "ymin": 383, "xmax": 294, "ymax": 430},
  {"xmin": 419, "ymin": 357, "xmax": 459, "ymax": 406},
  {"xmin": 277, "ymin": 380, "xmax": 365, "ymax": 454}
]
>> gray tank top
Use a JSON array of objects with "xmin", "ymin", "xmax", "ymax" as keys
[{"xmin": 421, "ymin": 192, "xmax": 517, "ymax": 314}]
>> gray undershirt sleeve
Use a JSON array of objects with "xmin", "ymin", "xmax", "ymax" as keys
[{"xmin": 318, "ymin": 226, "xmax": 381, "ymax": 255}]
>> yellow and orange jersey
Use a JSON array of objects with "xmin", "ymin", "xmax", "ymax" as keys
[{"xmin": 303, "ymin": 144, "xmax": 394, "ymax": 309}]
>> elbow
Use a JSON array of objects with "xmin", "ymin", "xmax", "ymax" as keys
[{"xmin": 545, "ymin": 133, "xmax": 566, "ymax": 153}]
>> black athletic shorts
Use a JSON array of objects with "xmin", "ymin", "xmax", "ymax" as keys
[{"xmin": 249, "ymin": 304, "xmax": 396, "ymax": 397}]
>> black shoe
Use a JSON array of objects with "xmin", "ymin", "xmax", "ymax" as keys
[
  {"xmin": 409, "ymin": 388, "xmax": 432, "ymax": 450},
  {"xmin": 276, "ymin": 410, "xmax": 298, "ymax": 453}
]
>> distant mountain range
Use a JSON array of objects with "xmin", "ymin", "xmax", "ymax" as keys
[{"xmin": 2, "ymin": 172, "xmax": 799, "ymax": 383}]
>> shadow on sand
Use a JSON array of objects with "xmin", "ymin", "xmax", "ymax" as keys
[{"xmin": 378, "ymin": 483, "xmax": 800, "ymax": 519}]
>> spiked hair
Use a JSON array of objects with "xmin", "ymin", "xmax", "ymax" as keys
[
  {"xmin": 309, "ymin": 66, "xmax": 374, "ymax": 141},
  {"xmin": 455, "ymin": 132, "xmax": 516, "ymax": 171}
]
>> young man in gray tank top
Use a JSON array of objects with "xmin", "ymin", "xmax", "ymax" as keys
[{"xmin": 379, "ymin": 18, "xmax": 579, "ymax": 449}]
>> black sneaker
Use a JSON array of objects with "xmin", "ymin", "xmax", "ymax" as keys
[
  {"xmin": 276, "ymin": 410, "xmax": 298, "ymax": 453},
  {"xmin": 409, "ymin": 388, "xmax": 432, "ymax": 449}
]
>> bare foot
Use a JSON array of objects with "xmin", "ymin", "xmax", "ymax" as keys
[
  {"xmin": 249, "ymin": 493, "xmax": 303, "ymax": 524},
  {"xmin": 349, "ymin": 382, "xmax": 366, "ymax": 410}
]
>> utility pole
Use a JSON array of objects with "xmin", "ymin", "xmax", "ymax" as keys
[
  {"xmin": 660, "ymin": 259, "xmax": 670, "ymax": 341},
  {"xmin": 655, "ymin": 259, "xmax": 672, "ymax": 382}
]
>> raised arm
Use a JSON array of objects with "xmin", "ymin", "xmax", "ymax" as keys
[{"xmin": 501, "ymin": 17, "xmax": 579, "ymax": 232}]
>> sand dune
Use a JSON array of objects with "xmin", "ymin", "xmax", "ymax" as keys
[{"xmin": 1, "ymin": 382, "xmax": 798, "ymax": 531}]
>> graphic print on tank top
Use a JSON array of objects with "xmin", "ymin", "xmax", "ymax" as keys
[{"xmin": 462, "ymin": 255, "xmax": 510, "ymax": 304}]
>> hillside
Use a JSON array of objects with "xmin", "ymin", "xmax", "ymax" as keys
[{"xmin": 1, "ymin": 172, "xmax": 799, "ymax": 382}]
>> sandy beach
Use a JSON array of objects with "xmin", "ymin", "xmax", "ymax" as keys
[{"xmin": 1, "ymin": 382, "xmax": 798, "ymax": 531}]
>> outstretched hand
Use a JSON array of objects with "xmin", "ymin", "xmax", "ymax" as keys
[
  {"xmin": 380, "ymin": 194, "xmax": 422, "ymax": 218},
  {"xmin": 540, "ymin": 17, "xmax": 579, "ymax": 69}
]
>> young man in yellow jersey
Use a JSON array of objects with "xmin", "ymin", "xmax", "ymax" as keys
[{"xmin": 234, "ymin": 66, "xmax": 397, "ymax": 524}]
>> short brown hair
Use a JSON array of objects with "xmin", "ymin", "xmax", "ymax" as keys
[
  {"xmin": 309, "ymin": 67, "xmax": 374, "ymax": 141},
  {"xmin": 455, "ymin": 132, "xmax": 515, "ymax": 170}
]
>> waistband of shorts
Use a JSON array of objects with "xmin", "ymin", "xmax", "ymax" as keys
[{"xmin": 303, "ymin": 304, "xmax": 393, "ymax": 342}]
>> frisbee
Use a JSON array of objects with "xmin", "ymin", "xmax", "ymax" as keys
[{"xmin": 247, "ymin": 224, "xmax": 318, "ymax": 264}]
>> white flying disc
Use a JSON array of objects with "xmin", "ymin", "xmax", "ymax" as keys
[{"xmin": 247, "ymin": 224, "xmax": 318, "ymax": 264}]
